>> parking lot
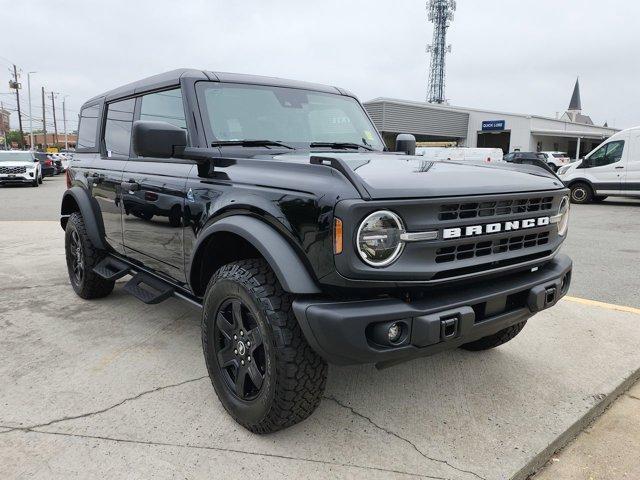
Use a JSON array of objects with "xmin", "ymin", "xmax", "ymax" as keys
[{"xmin": 1, "ymin": 175, "xmax": 639, "ymax": 479}]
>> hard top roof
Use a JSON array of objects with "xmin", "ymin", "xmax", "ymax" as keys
[{"xmin": 82, "ymin": 68, "xmax": 348, "ymax": 108}]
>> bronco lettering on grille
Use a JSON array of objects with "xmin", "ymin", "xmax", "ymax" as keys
[{"xmin": 443, "ymin": 216, "xmax": 550, "ymax": 239}]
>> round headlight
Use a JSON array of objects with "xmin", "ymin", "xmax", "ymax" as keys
[
  {"xmin": 557, "ymin": 196, "xmax": 570, "ymax": 236},
  {"xmin": 356, "ymin": 210, "xmax": 404, "ymax": 267}
]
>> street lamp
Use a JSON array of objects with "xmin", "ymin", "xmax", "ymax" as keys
[{"xmin": 27, "ymin": 72, "xmax": 36, "ymax": 150}]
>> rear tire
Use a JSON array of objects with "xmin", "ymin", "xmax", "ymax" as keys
[
  {"xmin": 65, "ymin": 212, "xmax": 115, "ymax": 299},
  {"xmin": 570, "ymin": 182, "xmax": 593, "ymax": 204},
  {"xmin": 202, "ymin": 259, "xmax": 327, "ymax": 433},
  {"xmin": 460, "ymin": 321, "xmax": 527, "ymax": 351}
]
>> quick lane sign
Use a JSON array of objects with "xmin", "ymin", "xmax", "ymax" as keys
[{"xmin": 481, "ymin": 120, "xmax": 505, "ymax": 131}]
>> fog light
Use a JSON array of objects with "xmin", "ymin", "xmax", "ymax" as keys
[{"xmin": 388, "ymin": 323, "xmax": 402, "ymax": 343}]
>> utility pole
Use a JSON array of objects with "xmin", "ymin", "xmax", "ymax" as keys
[
  {"xmin": 41, "ymin": 86, "xmax": 47, "ymax": 150},
  {"xmin": 0, "ymin": 101, "xmax": 5, "ymax": 149},
  {"xmin": 50, "ymin": 92, "xmax": 59, "ymax": 146},
  {"xmin": 10, "ymin": 64, "xmax": 25, "ymax": 147},
  {"xmin": 62, "ymin": 95, "xmax": 69, "ymax": 151},
  {"xmin": 27, "ymin": 72, "xmax": 36, "ymax": 150}
]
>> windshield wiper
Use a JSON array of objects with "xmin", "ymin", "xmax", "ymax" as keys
[
  {"xmin": 211, "ymin": 139, "xmax": 294, "ymax": 150},
  {"xmin": 309, "ymin": 142, "xmax": 374, "ymax": 151}
]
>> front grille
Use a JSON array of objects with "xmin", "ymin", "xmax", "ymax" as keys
[
  {"xmin": 436, "ymin": 231, "xmax": 550, "ymax": 263},
  {"xmin": 0, "ymin": 166, "xmax": 27, "ymax": 174},
  {"xmin": 439, "ymin": 196, "xmax": 554, "ymax": 220}
]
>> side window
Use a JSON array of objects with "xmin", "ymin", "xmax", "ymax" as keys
[
  {"xmin": 139, "ymin": 89, "xmax": 186, "ymax": 129},
  {"xmin": 77, "ymin": 105, "xmax": 101, "ymax": 149},
  {"xmin": 605, "ymin": 141, "xmax": 624, "ymax": 164},
  {"xmin": 589, "ymin": 140, "xmax": 624, "ymax": 167},
  {"xmin": 103, "ymin": 98, "xmax": 135, "ymax": 159}
]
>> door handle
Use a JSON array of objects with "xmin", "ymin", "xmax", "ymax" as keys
[
  {"xmin": 121, "ymin": 180, "xmax": 140, "ymax": 192},
  {"xmin": 614, "ymin": 166, "xmax": 624, "ymax": 169},
  {"xmin": 88, "ymin": 174, "xmax": 103, "ymax": 186}
]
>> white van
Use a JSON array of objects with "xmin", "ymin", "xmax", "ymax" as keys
[
  {"xmin": 415, "ymin": 147, "xmax": 503, "ymax": 163},
  {"xmin": 557, "ymin": 126, "xmax": 640, "ymax": 203}
]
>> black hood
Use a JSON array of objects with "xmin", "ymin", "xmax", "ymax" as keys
[{"xmin": 272, "ymin": 152, "xmax": 564, "ymax": 199}]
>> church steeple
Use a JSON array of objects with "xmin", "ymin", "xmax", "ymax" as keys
[{"xmin": 568, "ymin": 77, "xmax": 581, "ymax": 112}]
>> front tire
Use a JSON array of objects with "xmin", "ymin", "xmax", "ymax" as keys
[
  {"xmin": 202, "ymin": 259, "xmax": 327, "ymax": 433},
  {"xmin": 460, "ymin": 321, "xmax": 527, "ymax": 351},
  {"xmin": 570, "ymin": 182, "xmax": 593, "ymax": 204},
  {"xmin": 65, "ymin": 212, "xmax": 115, "ymax": 299}
]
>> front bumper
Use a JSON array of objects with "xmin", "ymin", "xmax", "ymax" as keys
[
  {"xmin": 293, "ymin": 254, "xmax": 572, "ymax": 367},
  {"xmin": 0, "ymin": 173, "xmax": 34, "ymax": 184}
]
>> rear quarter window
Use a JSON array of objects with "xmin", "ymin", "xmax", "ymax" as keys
[{"xmin": 77, "ymin": 104, "xmax": 102, "ymax": 151}]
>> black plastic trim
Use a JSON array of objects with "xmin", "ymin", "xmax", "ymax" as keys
[{"xmin": 293, "ymin": 254, "xmax": 572, "ymax": 366}]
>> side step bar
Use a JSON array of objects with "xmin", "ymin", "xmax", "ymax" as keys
[
  {"xmin": 93, "ymin": 257, "xmax": 131, "ymax": 281},
  {"xmin": 123, "ymin": 273, "xmax": 175, "ymax": 305},
  {"xmin": 93, "ymin": 255, "xmax": 185, "ymax": 306}
]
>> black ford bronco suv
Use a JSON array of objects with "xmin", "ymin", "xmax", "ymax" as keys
[{"xmin": 61, "ymin": 69, "xmax": 572, "ymax": 433}]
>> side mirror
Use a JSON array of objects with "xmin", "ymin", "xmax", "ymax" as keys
[
  {"xmin": 132, "ymin": 120, "xmax": 187, "ymax": 158},
  {"xmin": 395, "ymin": 134, "xmax": 416, "ymax": 156}
]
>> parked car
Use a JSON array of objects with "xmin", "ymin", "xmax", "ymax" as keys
[
  {"xmin": 61, "ymin": 69, "xmax": 572, "ymax": 433},
  {"xmin": 0, "ymin": 150, "xmax": 42, "ymax": 187},
  {"xmin": 51, "ymin": 156, "xmax": 63, "ymax": 174},
  {"xmin": 557, "ymin": 126, "xmax": 640, "ymax": 203},
  {"xmin": 415, "ymin": 147, "xmax": 504, "ymax": 163},
  {"xmin": 504, "ymin": 152, "xmax": 555, "ymax": 173},
  {"xmin": 34, "ymin": 152, "xmax": 56, "ymax": 177},
  {"xmin": 539, "ymin": 152, "xmax": 570, "ymax": 172}
]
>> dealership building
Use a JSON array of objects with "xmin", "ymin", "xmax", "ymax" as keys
[{"xmin": 363, "ymin": 80, "xmax": 617, "ymax": 158}]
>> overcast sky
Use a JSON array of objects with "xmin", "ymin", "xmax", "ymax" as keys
[{"xmin": 3, "ymin": 0, "xmax": 639, "ymax": 132}]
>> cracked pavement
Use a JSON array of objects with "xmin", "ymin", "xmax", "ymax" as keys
[{"xmin": 2, "ymin": 181, "xmax": 640, "ymax": 479}]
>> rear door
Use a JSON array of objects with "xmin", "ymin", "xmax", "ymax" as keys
[
  {"xmin": 122, "ymin": 88, "xmax": 192, "ymax": 284},
  {"xmin": 623, "ymin": 132, "xmax": 640, "ymax": 196},
  {"xmin": 92, "ymin": 98, "xmax": 136, "ymax": 254}
]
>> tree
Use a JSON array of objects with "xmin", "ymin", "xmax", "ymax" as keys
[{"xmin": 6, "ymin": 130, "xmax": 24, "ymax": 147}]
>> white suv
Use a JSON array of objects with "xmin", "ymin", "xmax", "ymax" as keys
[
  {"xmin": 539, "ymin": 152, "xmax": 570, "ymax": 172},
  {"xmin": 0, "ymin": 150, "xmax": 42, "ymax": 187},
  {"xmin": 557, "ymin": 126, "xmax": 640, "ymax": 203}
]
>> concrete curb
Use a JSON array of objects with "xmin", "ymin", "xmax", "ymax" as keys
[{"xmin": 514, "ymin": 366, "xmax": 640, "ymax": 480}]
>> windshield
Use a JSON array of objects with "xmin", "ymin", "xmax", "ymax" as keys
[
  {"xmin": 198, "ymin": 83, "xmax": 384, "ymax": 151},
  {"xmin": 0, "ymin": 151, "xmax": 33, "ymax": 162}
]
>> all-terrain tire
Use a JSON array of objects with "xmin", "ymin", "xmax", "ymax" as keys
[
  {"xmin": 460, "ymin": 321, "xmax": 527, "ymax": 351},
  {"xmin": 64, "ymin": 212, "xmax": 115, "ymax": 299},
  {"xmin": 570, "ymin": 182, "xmax": 593, "ymax": 204},
  {"xmin": 202, "ymin": 259, "xmax": 327, "ymax": 433}
]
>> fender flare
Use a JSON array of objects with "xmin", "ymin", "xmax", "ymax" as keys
[
  {"xmin": 60, "ymin": 187, "xmax": 106, "ymax": 250},
  {"xmin": 189, "ymin": 215, "xmax": 321, "ymax": 295}
]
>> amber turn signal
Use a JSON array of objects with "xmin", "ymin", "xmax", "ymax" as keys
[{"xmin": 333, "ymin": 218, "xmax": 343, "ymax": 254}]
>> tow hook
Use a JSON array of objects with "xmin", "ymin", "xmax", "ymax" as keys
[
  {"xmin": 545, "ymin": 287, "xmax": 557, "ymax": 307},
  {"xmin": 440, "ymin": 317, "xmax": 459, "ymax": 340}
]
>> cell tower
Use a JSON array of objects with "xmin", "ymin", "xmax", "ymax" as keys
[{"xmin": 426, "ymin": 0, "xmax": 456, "ymax": 104}]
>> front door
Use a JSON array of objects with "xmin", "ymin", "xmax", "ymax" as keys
[
  {"xmin": 121, "ymin": 88, "xmax": 191, "ymax": 284},
  {"xmin": 584, "ymin": 140, "xmax": 625, "ymax": 195}
]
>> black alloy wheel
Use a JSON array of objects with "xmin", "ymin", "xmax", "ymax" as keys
[
  {"xmin": 69, "ymin": 229, "xmax": 84, "ymax": 286},
  {"xmin": 214, "ymin": 298, "xmax": 266, "ymax": 400}
]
